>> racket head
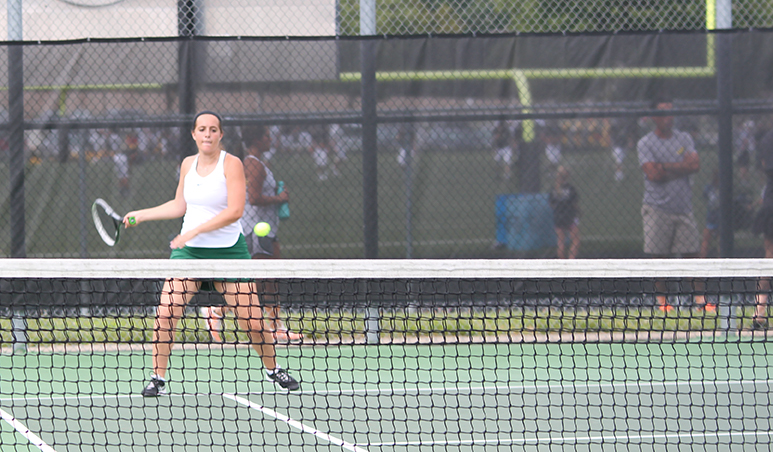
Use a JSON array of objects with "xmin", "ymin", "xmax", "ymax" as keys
[{"xmin": 92, "ymin": 198, "xmax": 123, "ymax": 246}]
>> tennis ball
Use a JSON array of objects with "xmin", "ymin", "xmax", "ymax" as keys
[{"xmin": 253, "ymin": 222, "xmax": 271, "ymax": 237}]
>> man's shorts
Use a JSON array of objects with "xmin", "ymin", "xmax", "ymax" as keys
[{"xmin": 641, "ymin": 204, "xmax": 700, "ymax": 255}]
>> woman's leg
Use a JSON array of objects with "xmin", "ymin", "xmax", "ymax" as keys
[
  {"xmin": 555, "ymin": 228, "xmax": 566, "ymax": 259},
  {"xmin": 568, "ymin": 223, "xmax": 580, "ymax": 260},
  {"xmin": 254, "ymin": 241, "xmax": 302, "ymax": 342},
  {"xmin": 153, "ymin": 278, "xmax": 199, "ymax": 378},
  {"xmin": 256, "ymin": 280, "xmax": 280, "ymax": 334},
  {"xmin": 699, "ymin": 227, "xmax": 713, "ymax": 258},
  {"xmin": 755, "ymin": 237, "xmax": 773, "ymax": 322},
  {"xmin": 756, "ymin": 279, "xmax": 769, "ymax": 321},
  {"xmin": 220, "ymin": 281, "xmax": 276, "ymax": 370},
  {"xmin": 219, "ymin": 281, "xmax": 300, "ymax": 390},
  {"xmin": 259, "ymin": 280, "xmax": 303, "ymax": 342}
]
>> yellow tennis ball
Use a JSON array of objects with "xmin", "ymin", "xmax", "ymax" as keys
[{"xmin": 253, "ymin": 222, "xmax": 271, "ymax": 237}]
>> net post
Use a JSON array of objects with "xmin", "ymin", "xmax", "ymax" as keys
[
  {"xmin": 11, "ymin": 309, "xmax": 27, "ymax": 352},
  {"xmin": 363, "ymin": 281, "xmax": 380, "ymax": 343},
  {"xmin": 365, "ymin": 306, "xmax": 380, "ymax": 344},
  {"xmin": 717, "ymin": 294, "xmax": 736, "ymax": 334},
  {"xmin": 361, "ymin": 39, "xmax": 379, "ymax": 260},
  {"xmin": 79, "ymin": 281, "xmax": 91, "ymax": 317},
  {"xmin": 717, "ymin": 275, "xmax": 737, "ymax": 335}
]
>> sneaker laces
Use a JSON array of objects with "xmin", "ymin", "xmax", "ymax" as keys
[{"xmin": 270, "ymin": 368, "xmax": 292, "ymax": 384}]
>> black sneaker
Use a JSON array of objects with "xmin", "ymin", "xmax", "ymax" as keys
[
  {"xmin": 752, "ymin": 319, "xmax": 769, "ymax": 331},
  {"xmin": 266, "ymin": 368, "xmax": 300, "ymax": 391},
  {"xmin": 141, "ymin": 376, "xmax": 167, "ymax": 397}
]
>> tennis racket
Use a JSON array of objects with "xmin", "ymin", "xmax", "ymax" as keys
[{"xmin": 92, "ymin": 198, "xmax": 134, "ymax": 246}]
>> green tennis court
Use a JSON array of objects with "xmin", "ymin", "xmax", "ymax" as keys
[{"xmin": 3, "ymin": 339, "xmax": 773, "ymax": 451}]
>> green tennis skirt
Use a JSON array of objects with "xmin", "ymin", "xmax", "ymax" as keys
[
  {"xmin": 170, "ymin": 234, "xmax": 251, "ymax": 260},
  {"xmin": 170, "ymin": 234, "xmax": 252, "ymax": 287}
]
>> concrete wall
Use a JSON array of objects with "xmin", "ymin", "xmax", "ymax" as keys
[{"xmin": 0, "ymin": 0, "xmax": 335, "ymax": 40}]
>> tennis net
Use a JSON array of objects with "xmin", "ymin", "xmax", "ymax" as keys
[{"xmin": 1, "ymin": 258, "xmax": 772, "ymax": 451}]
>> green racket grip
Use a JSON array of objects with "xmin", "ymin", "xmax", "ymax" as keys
[{"xmin": 128, "ymin": 217, "xmax": 136, "ymax": 226}]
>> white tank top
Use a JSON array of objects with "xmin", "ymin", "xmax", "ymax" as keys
[{"xmin": 180, "ymin": 150, "xmax": 243, "ymax": 248}]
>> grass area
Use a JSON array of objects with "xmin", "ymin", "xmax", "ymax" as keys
[
  {"xmin": 3, "ymin": 306, "xmax": 767, "ymax": 346},
  {"xmin": 378, "ymin": 308, "xmax": 723, "ymax": 334},
  {"xmin": 0, "ymin": 137, "xmax": 765, "ymax": 259},
  {"xmin": 0, "ymin": 317, "xmax": 201, "ymax": 344}
]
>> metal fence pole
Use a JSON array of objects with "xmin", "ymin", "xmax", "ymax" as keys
[
  {"xmin": 404, "ymin": 134, "xmax": 415, "ymax": 259},
  {"xmin": 8, "ymin": 0, "xmax": 24, "ymax": 259},
  {"xmin": 361, "ymin": 42, "xmax": 378, "ymax": 262},
  {"xmin": 8, "ymin": 0, "xmax": 26, "ymax": 352},
  {"xmin": 716, "ymin": 0, "xmax": 737, "ymax": 333},
  {"xmin": 361, "ymin": 0, "xmax": 380, "ymax": 343},
  {"xmin": 178, "ymin": 0, "xmax": 199, "ymax": 158},
  {"xmin": 363, "ymin": 280, "xmax": 380, "ymax": 344},
  {"xmin": 716, "ymin": 0, "xmax": 733, "ymax": 259},
  {"xmin": 360, "ymin": 0, "xmax": 378, "ymax": 262}
]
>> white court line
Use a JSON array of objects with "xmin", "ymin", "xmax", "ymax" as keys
[
  {"xmin": 273, "ymin": 378, "xmax": 773, "ymax": 397},
  {"xmin": 223, "ymin": 393, "xmax": 368, "ymax": 452},
  {"xmin": 367, "ymin": 430, "xmax": 773, "ymax": 448},
  {"xmin": 0, "ymin": 407, "xmax": 57, "ymax": 452},
  {"xmin": 2, "ymin": 381, "xmax": 772, "ymax": 451}
]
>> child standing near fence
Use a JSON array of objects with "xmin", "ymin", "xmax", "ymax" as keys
[{"xmin": 549, "ymin": 166, "xmax": 580, "ymax": 259}]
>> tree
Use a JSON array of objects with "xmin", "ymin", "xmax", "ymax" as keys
[{"xmin": 338, "ymin": 0, "xmax": 710, "ymax": 36}]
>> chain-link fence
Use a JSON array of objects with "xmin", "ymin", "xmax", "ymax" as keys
[
  {"xmin": 1, "ymin": 1, "xmax": 772, "ymax": 260},
  {"xmin": 1, "ymin": 0, "xmax": 772, "ymax": 40},
  {"xmin": 2, "ymin": 31, "xmax": 771, "ymax": 260}
]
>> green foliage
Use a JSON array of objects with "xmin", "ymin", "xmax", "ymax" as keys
[
  {"xmin": 338, "ymin": 0, "xmax": 712, "ymax": 35},
  {"xmin": 535, "ymin": 0, "xmax": 706, "ymax": 32},
  {"xmin": 383, "ymin": 1, "xmax": 464, "ymax": 34},
  {"xmin": 733, "ymin": 0, "xmax": 773, "ymax": 28},
  {"xmin": 0, "ymin": 317, "xmax": 208, "ymax": 344},
  {"xmin": 0, "ymin": 306, "xmax": 748, "ymax": 347}
]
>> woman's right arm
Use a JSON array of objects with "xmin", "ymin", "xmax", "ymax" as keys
[{"xmin": 123, "ymin": 156, "xmax": 191, "ymax": 227}]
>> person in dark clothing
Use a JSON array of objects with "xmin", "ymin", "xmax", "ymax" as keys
[{"xmin": 549, "ymin": 166, "xmax": 580, "ymax": 259}]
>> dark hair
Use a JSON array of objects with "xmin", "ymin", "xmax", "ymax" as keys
[
  {"xmin": 192, "ymin": 110, "xmax": 223, "ymax": 130},
  {"xmin": 649, "ymin": 94, "xmax": 673, "ymax": 110},
  {"xmin": 310, "ymin": 125, "xmax": 329, "ymax": 145},
  {"xmin": 242, "ymin": 125, "xmax": 269, "ymax": 148}
]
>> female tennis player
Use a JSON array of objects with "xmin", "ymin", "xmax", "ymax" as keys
[
  {"xmin": 123, "ymin": 111, "xmax": 300, "ymax": 396},
  {"xmin": 200, "ymin": 124, "xmax": 303, "ymax": 345}
]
